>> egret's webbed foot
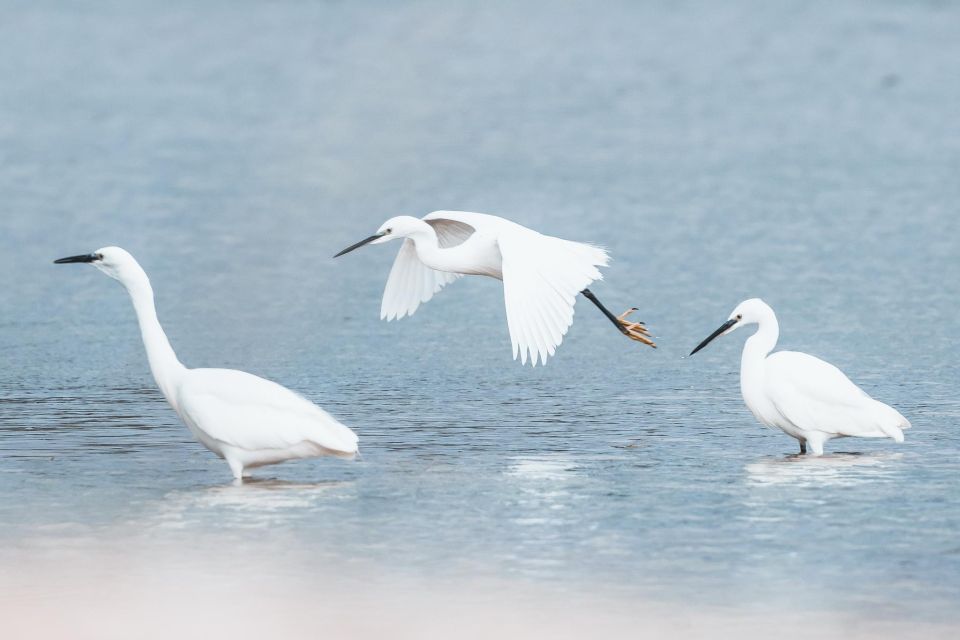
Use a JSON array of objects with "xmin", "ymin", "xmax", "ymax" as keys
[{"xmin": 581, "ymin": 289, "xmax": 656, "ymax": 349}]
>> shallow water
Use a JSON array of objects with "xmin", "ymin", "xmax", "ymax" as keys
[{"xmin": 1, "ymin": 0, "xmax": 959, "ymax": 634}]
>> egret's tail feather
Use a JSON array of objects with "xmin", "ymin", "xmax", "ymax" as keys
[
  {"xmin": 323, "ymin": 447, "xmax": 359, "ymax": 460},
  {"xmin": 873, "ymin": 400, "xmax": 910, "ymax": 442}
]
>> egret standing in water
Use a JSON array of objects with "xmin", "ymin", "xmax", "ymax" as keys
[
  {"xmin": 55, "ymin": 247, "xmax": 359, "ymax": 480},
  {"xmin": 689, "ymin": 298, "xmax": 909, "ymax": 455},
  {"xmin": 335, "ymin": 211, "xmax": 655, "ymax": 366}
]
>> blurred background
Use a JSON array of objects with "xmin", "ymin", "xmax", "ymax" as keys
[{"xmin": 0, "ymin": 1, "xmax": 958, "ymax": 638}]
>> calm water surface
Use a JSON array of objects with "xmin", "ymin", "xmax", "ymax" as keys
[{"xmin": 1, "ymin": 0, "xmax": 958, "ymax": 626}]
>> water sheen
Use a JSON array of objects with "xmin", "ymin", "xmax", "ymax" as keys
[{"xmin": 1, "ymin": 0, "xmax": 958, "ymax": 625}]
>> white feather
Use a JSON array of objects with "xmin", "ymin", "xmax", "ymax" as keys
[
  {"xmin": 499, "ymin": 230, "xmax": 608, "ymax": 366},
  {"xmin": 381, "ymin": 239, "xmax": 462, "ymax": 321},
  {"xmin": 177, "ymin": 368, "xmax": 358, "ymax": 456},
  {"xmin": 765, "ymin": 351, "xmax": 910, "ymax": 441}
]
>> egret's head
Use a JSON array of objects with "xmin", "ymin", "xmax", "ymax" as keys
[
  {"xmin": 729, "ymin": 298, "xmax": 773, "ymax": 326},
  {"xmin": 334, "ymin": 216, "xmax": 426, "ymax": 257},
  {"xmin": 689, "ymin": 298, "xmax": 773, "ymax": 356},
  {"xmin": 54, "ymin": 246, "xmax": 139, "ymax": 282}
]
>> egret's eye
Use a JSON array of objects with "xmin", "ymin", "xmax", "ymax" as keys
[
  {"xmin": 736, "ymin": 314, "xmax": 742, "ymax": 321},
  {"xmin": 385, "ymin": 228, "xmax": 392, "ymax": 234},
  {"xmin": 94, "ymin": 253, "xmax": 104, "ymax": 261}
]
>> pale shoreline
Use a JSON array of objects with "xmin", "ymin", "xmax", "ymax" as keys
[{"xmin": 3, "ymin": 540, "xmax": 956, "ymax": 640}]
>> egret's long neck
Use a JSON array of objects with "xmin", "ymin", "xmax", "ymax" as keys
[
  {"xmin": 740, "ymin": 312, "xmax": 779, "ymax": 394},
  {"xmin": 120, "ymin": 268, "xmax": 186, "ymax": 406},
  {"xmin": 405, "ymin": 223, "xmax": 445, "ymax": 268}
]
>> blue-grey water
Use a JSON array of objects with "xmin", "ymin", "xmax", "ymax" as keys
[{"xmin": 1, "ymin": 0, "xmax": 958, "ymax": 633}]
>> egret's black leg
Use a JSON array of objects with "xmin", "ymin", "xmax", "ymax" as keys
[
  {"xmin": 799, "ymin": 441, "xmax": 807, "ymax": 454},
  {"xmin": 581, "ymin": 289, "xmax": 628, "ymax": 334},
  {"xmin": 580, "ymin": 289, "xmax": 655, "ymax": 347}
]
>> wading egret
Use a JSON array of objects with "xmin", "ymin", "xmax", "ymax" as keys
[
  {"xmin": 55, "ymin": 247, "xmax": 359, "ymax": 480},
  {"xmin": 335, "ymin": 211, "xmax": 654, "ymax": 365},
  {"xmin": 689, "ymin": 298, "xmax": 909, "ymax": 455}
]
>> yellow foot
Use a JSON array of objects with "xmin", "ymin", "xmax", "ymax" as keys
[{"xmin": 617, "ymin": 308, "xmax": 656, "ymax": 347}]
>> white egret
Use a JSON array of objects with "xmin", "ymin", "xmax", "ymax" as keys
[
  {"xmin": 55, "ymin": 247, "xmax": 358, "ymax": 480},
  {"xmin": 335, "ymin": 211, "xmax": 655, "ymax": 365},
  {"xmin": 689, "ymin": 298, "xmax": 910, "ymax": 455}
]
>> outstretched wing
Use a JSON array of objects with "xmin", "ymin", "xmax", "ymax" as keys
[
  {"xmin": 426, "ymin": 217, "xmax": 476, "ymax": 248},
  {"xmin": 765, "ymin": 351, "xmax": 910, "ymax": 439},
  {"xmin": 177, "ymin": 368, "xmax": 359, "ymax": 455},
  {"xmin": 499, "ymin": 229, "xmax": 609, "ymax": 366},
  {"xmin": 380, "ymin": 216, "xmax": 476, "ymax": 321}
]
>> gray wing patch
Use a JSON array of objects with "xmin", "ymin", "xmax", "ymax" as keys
[{"xmin": 425, "ymin": 218, "xmax": 476, "ymax": 248}]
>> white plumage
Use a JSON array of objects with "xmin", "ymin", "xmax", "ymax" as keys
[
  {"xmin": 336, "ymin": 211, "xmax": 653, "ymax": 366},
  {"xmin": 690, "ymin": 298, "xmax": 910, "ymax": 455},
  {"xmin": 55, "ymin": 246, "xmax": 358, "ymax": 480}
]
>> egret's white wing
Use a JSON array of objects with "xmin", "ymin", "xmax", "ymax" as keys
[
  {"xmin": 765, "ymin": 351, "xmax": 910, "ymax": 439},
  {"xmin": 499, "ymin": 229, "xmax": 609, "ymax": 366},
  {"xmin": 177, "ymin": 368, "xmax": 358, "ymax": 455},
  {"xmin": 380, "ymin": 239, "xmax": 463, "ymax": 321},
  {"xmin": 380, "ymin": 215, "xmax": 477, "ymax": 321}
]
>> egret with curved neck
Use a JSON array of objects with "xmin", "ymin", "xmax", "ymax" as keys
[
  {"xmin": 689, "ymin": 298, "xmax": 910, "ymax": 455},
  {"xmin": 55, "ymin": 246, "xmax": 359, "ymax": 480},
  {"xmin": 335, "ymin": 211, "xmax": 655, "ymax": 366}
]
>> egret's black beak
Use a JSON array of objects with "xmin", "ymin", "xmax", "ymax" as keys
[
  {"xmin": 690, "ymin": 318, "xmax": 738, "ymax": 356},
  {"xmin": 334, "ymin": 232, "xmax": 386, "ymax": 258},
  {"xmin": 54, "ymin": 253, "xmax": 99, "ymax": 264}
]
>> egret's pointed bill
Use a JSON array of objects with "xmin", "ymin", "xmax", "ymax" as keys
[
  {"xmin": 54, "ymin": 253, "xmax": 99, "ymax": 264},
  {"xmin": 334, "ymin": 232, "xmax": 386, "ymax": 258},
  {"xmin": 690, "ymin": 318, "xmax": 738, "ymax": 356}
]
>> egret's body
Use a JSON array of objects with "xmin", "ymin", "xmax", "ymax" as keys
[
  {"xmin": 336, "ymin": 211, "xmax": 654, "ymax": 366},
  {"xmin": 55, "ymin": 247, "xmax": 358, "ymax": 480},
  {"xmin": 690, "ymin": 298, "xmax": 909, "ymax": 455}
]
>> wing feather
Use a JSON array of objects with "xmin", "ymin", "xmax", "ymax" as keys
[
  {"xmin": 499, "ymin": 229, "xmax": 608, "ymax": 366},
  {"xmin": 177, "ymin": 369, "xmax": 359, "ymax": 454},
  {"xmin": 766, "ymin": 352, "xmax": 910, "ymax": 439},
  {"xmin": 427, "ymin": 218, "xmax": 476, "ymax": 248},
  {"xmin": 379, "ymin": 216, "xmax": 478, "ymax": 321},
  {"xmin": 380, "ymin": 239, "xmax": 462, "ymax": 321}
]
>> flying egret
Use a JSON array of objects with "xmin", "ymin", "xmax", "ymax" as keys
[
  {"xmin": 54, "ymin": 247, "xmax": 359, "ymax": 480},
  {"xmin": 689, "ymin": 298, "xmax": 910, "ymax": 455},
  {"xmin": 334, "ymin": 211, "xmax": 655, "ymax": 366}
]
